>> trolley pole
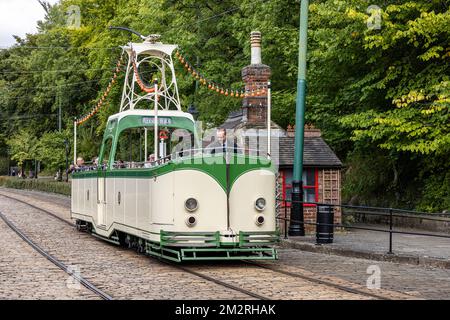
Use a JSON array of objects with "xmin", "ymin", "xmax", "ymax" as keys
[
  {"xmin": 289, "ymin": 0, "xmax": 309, "ymax": 236},
  {"xmin": 73, "ymin": 120, "xmax": 77, "ymax": 165},
  {"xmin": 267, "ymin": 81, "xmax": 272, "ymax": 159},
  {"xmin": 154, "ymin": 80, "xmax": 159, "ymax": 161}
]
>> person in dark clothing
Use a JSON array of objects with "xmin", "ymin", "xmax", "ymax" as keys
[{"xmin": 207, "ymin": 128, "xmax": 241, "ymax": 154}]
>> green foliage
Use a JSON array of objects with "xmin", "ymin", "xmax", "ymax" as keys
[
  {"xmin": 0, "ymin": 0, "xmax": 448, "ymax": 211},
  {"xmin": 35, "ymin": 131, "xmax": 69, "ymax": 171},
  {"xmin": 6, "ymin": 129, "xmax": 38, "ymax": 167},
  {"xmin": 0, "ymin": 176, "xmax": 71, "ymax": 196},
  {"xmin": 417, "ymin": 172, "xmax": 450, "ymax": 213},
  {"xmin": 0, "ymin": 158, "xmax": 9, "ymax": 175}
]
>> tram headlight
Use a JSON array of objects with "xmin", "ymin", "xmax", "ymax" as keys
[
  {"xmin": 186, "ymin": 216, "xmax": 197, "ymax": 227},
  {"xmin": 185, "ymin": 197, "xmax": 198, "ymax": 212},
  {"xmin": 255, "ymin": 197, "xmax": 266, "ymax": 211},
  {"xmin": 256, "ymin": 215, "xmax": 265, "ymax": 226}
]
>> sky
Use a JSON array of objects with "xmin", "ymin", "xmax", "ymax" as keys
[{"xmin": 0, "ymin": 0, "xmax": 60, "ymax": 48}]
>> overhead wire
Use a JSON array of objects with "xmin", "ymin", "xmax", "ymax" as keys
[{"xmin": 0, "ymin": 67, "xmax": 116, "ymax": 75}]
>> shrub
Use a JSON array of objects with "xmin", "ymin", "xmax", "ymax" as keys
[{"xmin": 0, "ymin": 176, "xmax": 71, "ymax": 196}]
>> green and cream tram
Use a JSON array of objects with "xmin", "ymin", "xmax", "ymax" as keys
[{"xmin": 71, "ymin": 35, "xmax": 279, "ymax": 262}]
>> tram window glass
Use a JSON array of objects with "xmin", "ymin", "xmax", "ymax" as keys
[
  {"xmin": 115, "ymin": 128, "xmax": 156, "ymax": 168},
  {"xmin": 113, "ymin": 127, "xmax": 195, "ymax": 169},
  {"xmin": 283, "ymin": 169, "xmax": 317, "ymax": 205},
  {"xmin": 101, "ymin": 138, "xmax": 113, "ymax": 168}
]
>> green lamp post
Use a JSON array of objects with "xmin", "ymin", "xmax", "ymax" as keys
[{"xmin": 289, "ymin": 0, "xmax": 309, "ymax": 236}]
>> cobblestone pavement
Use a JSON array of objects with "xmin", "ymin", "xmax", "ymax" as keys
[
  {"xmin": 0, "ymin": 189, "xmax": 373, "ymax": 300},
  {"xmin": 0, "ymin": 188, "xmax": 449, "ymax": 299},
  {"xmin": 0, "ymin": 218, "xmax": 99, "ymax": 299},
  {"xmin": 0, "ymin": 193, "xmax": 252, "ymax": 300},
  {"xmin": 182, "ymin": 263, "xmax": 411, "ymax": 300},
  {"xmin": 262, "ymin": 249, "xmax": 450, "ymax": 300}
]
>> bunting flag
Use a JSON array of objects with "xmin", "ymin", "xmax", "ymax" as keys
[
  {"xmin": 76, "ymin": 51, "xmax": 125, "ymax": 126},
  {"xmin": 175, "ymin": 50, "xmax": 268, "ymax": 99}
]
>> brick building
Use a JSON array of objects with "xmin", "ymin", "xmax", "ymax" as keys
[{"xmin": 220, "ymin": 31, "xmax": 342, "ymax": 234}]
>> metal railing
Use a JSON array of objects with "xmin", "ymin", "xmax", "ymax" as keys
[
  {"xmin": 72, "ymin": 147, "xmax": 270, "ymax": 173},
  {"xmin": 277, "ymin": 198, "xmax": 450, "ymax": 255}
]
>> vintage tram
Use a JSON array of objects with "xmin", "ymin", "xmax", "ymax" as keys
[{"xmin": 71, "ymin": 35, "xmax": 279, "ymax": 262}]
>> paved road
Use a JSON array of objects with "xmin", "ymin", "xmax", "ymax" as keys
[
  {"xmin": 271, "ymin": 249, "xmax": 450, "ymax": 299},
  {"xmin": 1, "ymin": 187, "xmax": 449, "ymax": 299},
  {"xmin": 0, "ymin": 217, "xmax": 100, "ymax": 299}
]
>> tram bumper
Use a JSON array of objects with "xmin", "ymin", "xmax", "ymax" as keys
[{"xmin": 146, "ymin": 230, "xmax": 279, "ymax": 262}]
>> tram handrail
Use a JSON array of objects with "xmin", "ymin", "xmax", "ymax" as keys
[{"xmin": 72, "ymin": 147, "xmax": 272, "ymax": 173}]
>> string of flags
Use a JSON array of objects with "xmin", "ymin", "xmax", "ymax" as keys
[
  {"xmin": 175, "ymin": 50, "xmax": 268, "ymax": 98},
  {"xmin": 130, "ymin": 49, "xmax": 156, "ymax": 94},
  {"xmin": 75, "ymin": 51, "xmax": 125, "ymax": 126},
  {"xmin": 76, "ymin": 48, "xmax": 270, "ymax": 126}
]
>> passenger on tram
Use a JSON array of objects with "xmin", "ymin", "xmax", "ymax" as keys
[
  {"xmin": 76, "ymin": 157, "xmax": 85, "ymax": 168},
  {"xmin": 144, "ymin": 154, "xmax": 155, "ymax": 168},
  {"xmin": 116, "ymin": 159, "xmax": 125, "ymax": 169}
]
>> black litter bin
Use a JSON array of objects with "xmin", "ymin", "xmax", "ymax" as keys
[{"xmin": 316, "ymin": 205, "xmax": 334, "ymax": 244}]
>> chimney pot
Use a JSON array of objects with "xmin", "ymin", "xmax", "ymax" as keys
[{"xmin": 250, "ymin": 31, "xmax": 262, "ymax": 64}]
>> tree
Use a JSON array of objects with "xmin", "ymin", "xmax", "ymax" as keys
[
  {"xmin": 0, "ymin": 0, "xmax": 448, "ymax": 210},
  {"xmin": 338, "ymin": 2, "xmax": 450, "ymax": 156},
  {"xmin": 35, "ymin": 131, "xmax": 68, "ymax": 172},
  {"xmin": 6, "ymin": 129, "xmax": 38, "ymax": 177}
]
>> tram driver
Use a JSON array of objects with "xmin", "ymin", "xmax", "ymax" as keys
[{"xmin": 206, "ymin": 128, "xmax": 241, "ymax": 154}]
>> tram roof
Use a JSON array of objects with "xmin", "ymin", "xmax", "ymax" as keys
[
  {"xmin": 108, "ymin": 109, "xmax": 194, "ymax": 123},
  {"xmin": 121, "ymin": 42, "xmax": 178, "ymax": 56},
  {"xmin": 104, "ymin": 109, "xmax": 196, "ymax": 134}
]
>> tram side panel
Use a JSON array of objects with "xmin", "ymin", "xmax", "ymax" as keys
[
  {"xmin": 124, "ymin": 178, "xmax": 139, "ymax": 229},
  {"xmin": 71, "ymin": 176, "xmax": 98, "ymax": 222},
  {"xmin": 88, "ymin": 178, "xmax": 96, "ymax": 217},
  {"xmin": 105, "ymin": 178, "xmax": 115, "ymax": 229},
  {"xmin": 71, "ymin": 178, "xmax": 78, "ymax": 214},
  {"xmin": 80, "ymin": 178, "xmax": 87, "ymax": 215},
  {"xmin": 172, "ymin": 170, "xmax": 228, "ymax": 232},
  {"xmin": 113, "ymin": 177, "xmax": 125, "ymax": 225},
  {"xmin": 229, "ymin": 170, "xmax": 276, "ymax": 233},
  {"xmin": 151, "ymin": 173, "xmax": 174, "ymax": 226},
  {"xmin": 136, "ymin": 178, "xmax": 151, "ymax": 232}
]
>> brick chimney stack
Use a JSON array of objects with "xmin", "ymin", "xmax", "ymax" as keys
[{"xmin": 241, "ymin": 31, "xmax": 271, "ymax": 124}]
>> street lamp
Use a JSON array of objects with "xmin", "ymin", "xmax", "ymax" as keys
[
  {"xmin": 289, "ymin": 0, "xmax": 309, "ymax": 236},
  {"xmin": 187, "ymin": 104, "xmax": 199, "ymax": 120}
]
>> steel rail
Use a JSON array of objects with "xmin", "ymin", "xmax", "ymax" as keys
[
  {"xmin": 245, "ymin": 261, "xmax": 393, "ymax": 300},
  {"xmin": 0, "ymin": 211, "xmax": 113, "ymax": 300},
  {"xmin": 0, "ymin": 191, "xmax": 269, "ymax": 300},
  {"xmin": 0, "ymin": 193, "xmax": 74, "ymax": 227},
  {"xmin": 168, "ymin": 263, "xmax": 271, "ymax": 300}
]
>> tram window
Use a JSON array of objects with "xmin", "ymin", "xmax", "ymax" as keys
[
  {"xmin": 101, "ymin": 138, "xmax": 113, "ymax": 169},
  {"xmin": 115, "ymin": 128, "xmax": 155, "ymax": 168},
  {"xmin": 113, "ymin": 127, "xmax": 194, "ymax": 169}
]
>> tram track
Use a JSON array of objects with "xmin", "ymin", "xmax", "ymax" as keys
[
  {"xmin": 0, "ymin": 191, "xmax": 265, "ymax": 300},
  {"xmin": 0, "ymin": 192, "xmax": 73, "ymax": 226},
  {"xmin": 171, "ymin": 263, "xmax": 270, "ymax": 300},
  {"xmin": 0, "ymin": 189, "xmax": 410, "ymax": 300},
  {"xmin": 0, "ymin": 211, "xmax": 113, "ymax": 300},
  {"xmin": 245, "ymin": 261, "xmax": 390, "ymax": 300}
]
